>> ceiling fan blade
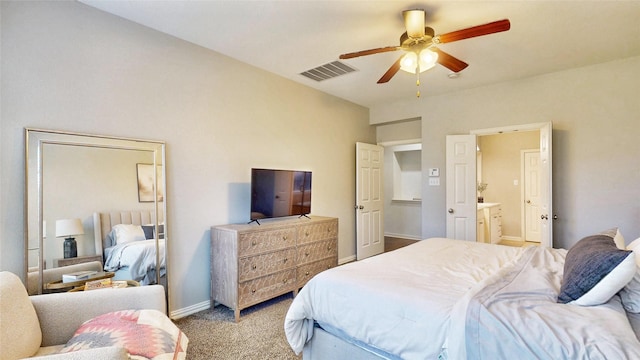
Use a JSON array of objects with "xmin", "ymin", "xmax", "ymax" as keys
[
  {"xmin": 377, "ymin": 56, "xmax": 403, "ymax": 84},
  {"xmin": 436, "ymin": 19, "xmax": 510, "ymax": 44},
  {"xmin": 403, "ymin": 9, "xmax": 425, "ymax": 38},
  {"xmin": 339, "ymin": 46, "xmax": 399, "ymax": 59},
  {"xmin": 433, "ymin": 48, "xmax": 469, "ymax": 73}
]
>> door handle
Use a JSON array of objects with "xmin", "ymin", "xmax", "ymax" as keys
[
  {"xmin": 354, "ymin": 205, "xmax": 364, "ymax": 210},
  {"xmin": 448, "ymin": 208, "xmax": 454, "ymax": 214},
  {"xmin": 526, "ymin": 200, "xmax": 531, "ymax": 204},
  {"xmin": 540, "ymin": 214, "xmax": 548, "ymax": 220}
]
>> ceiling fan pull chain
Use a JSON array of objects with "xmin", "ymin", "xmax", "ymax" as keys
[{"xmin": 416, "ymin": 67, "xmax": 421, "ymax": 98}]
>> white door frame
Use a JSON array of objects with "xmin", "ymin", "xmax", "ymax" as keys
[{"xmin": 471, "ymin": 122, "xmax": 552, "ymax": 247}]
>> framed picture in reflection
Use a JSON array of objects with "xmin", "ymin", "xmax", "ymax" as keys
[{"xmin": 136, "ymin": 163, "xmax": 164, "ymax": 202}]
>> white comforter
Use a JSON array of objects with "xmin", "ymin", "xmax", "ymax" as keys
[
  {"xmin": 104, "ymin": 239, "xmax": 165, "ymax": 285},
  {"xmin": 285, "ymin": 238, "xmax": 526, "ymax": 359},
  {"xmin": 284, "ymin": 238, "xmax": 640, "ymax": 359}
]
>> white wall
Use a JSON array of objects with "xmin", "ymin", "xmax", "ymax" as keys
[
  {"xmin": 371, "ymin": 56, "xmax": 640, "ymax": 249},
  {"xmin": 0, "ymin": 1, "xmax": 374, "ymax": 316}
]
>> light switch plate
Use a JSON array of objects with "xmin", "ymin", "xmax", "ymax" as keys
[
  {"xmin": 428, "ymin": 168, "xmax": 439, "ymax": 177},
  {"xmin": 429, "ymin": 178, "xmax": 440, "ymax": 186}
]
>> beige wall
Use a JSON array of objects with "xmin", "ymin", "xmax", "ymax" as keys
[
  {"xmin": 479, "ymin": 132, "xmax": 539, "ymax": 238},
  {"xmin": 0, "ymin": 1, "xmax": 374, "ymax": 316},
  {"xmin": 371, "ymin": 56, "xmax": 640, "ymax": 249}
]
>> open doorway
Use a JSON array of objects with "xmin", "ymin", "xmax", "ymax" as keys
[
  {"xmin": 477, "ymin": 131, "xmax": 540, "ymax": 245},
  {"xmin": 376, "ymin": 119, "xmax": 423, "ymax": 245},
  {"xmin": 382, "ymin": 141, "xmax": 423, "ymax": 241},
  {"xmin": 471, "ymin": 122, "xmax": 552, "ymax": 248}
]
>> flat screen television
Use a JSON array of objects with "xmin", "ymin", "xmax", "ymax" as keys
[{"xmin": 250, "ymin": 168, "xmax": 312, "ymax": 223}]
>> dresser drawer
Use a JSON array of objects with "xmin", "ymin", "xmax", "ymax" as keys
[
  {"xmin": 239, "ymin": 248, "xmax": 296, "ymax": 282},
  {"xmin": 297, "ymin": 220, "xmax": 338, "ymax": 245},
  {"xmin": 238, "ymin": 228, "xmax": 296, "ymax": 256},
  {"xmin": 297, "ymin": 257, "xmax": 337, "ymax": 288},
  {"xmin": 238, "ymin": 269, "xmax": 296, "ymax": 308},
  {"xmin": 297, "ymin": 238, "xmax": 337, "ymax": 266}
]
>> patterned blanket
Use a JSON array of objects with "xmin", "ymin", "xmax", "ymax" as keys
[{"xmin": 59, "ymin": 309, "xmax": 188, "ymax": 360}]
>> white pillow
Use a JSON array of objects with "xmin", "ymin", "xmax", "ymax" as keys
[
  {"xmin": 614, "ymin": 229, "xmax": 626, "ymax": 249},
  {"xmin": 111, "ymin": 224, "xmax": 146, "ymax": 245},
  {"xmin": 621, "ymin": 237, "xmax": 640, "ymax": 312},
  {"xmin": 627, "ymin": 237, "xmax": 640, "ymax": 253},
  {"xmin": 599, "ymin": 227, "xmax": 625, "ymax": 249}
]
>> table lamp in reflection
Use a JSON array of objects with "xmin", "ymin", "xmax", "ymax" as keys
[{"xmin": 55, "ymin": 218, "xmax": 84, "ymax": 258}]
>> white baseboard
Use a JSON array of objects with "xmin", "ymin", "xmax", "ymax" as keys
[
  {"xmin": 384, "ymin": 233, "xmax": 422, "ymax": 241},
  {"xmin": 170, "ymin": 299, "xmax": 211, "ymax": 320},
  {"xmin": 339, "ymin": 255, "xmax": 356, "ymax": 265}
]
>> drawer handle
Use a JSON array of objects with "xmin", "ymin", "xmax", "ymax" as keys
[
  {"xmin": 305, "ymin": 251, "xmax": 309, "ymax": 257},
  {"xmin": 327, "ymin": 227, "xmax": 331, "ymax": 233},
  {"xmin": 282, "ymin": 279, "xmax": 288, "ymax": 284},
  {"xmin": 252, "ymin": 264, "xmax": 257, "ymax": 270},
  {"xmin": 283, "ymin": 235, "xmax": 288, "ymax": 240},
  {"xmin": 251, "ymin": 240, "xmax": 257, "ymax": 246},
  {"xmin": 305, "ymin": 271, "xmax": 310, "ymax": 276},
  {"xmin": 283, "ymin": 258, "xmax": 288, "ymax": 263},
  {"xmin": 252, "ymin": 288, "xmax": 256, "ymax": 293},
  {"xmin": 327, "ymin": 245, "xmax": 331, "ymax": 251},
  {"xmin": 305, "ymin": 231, "xmax": 310, "ymax": 236}
]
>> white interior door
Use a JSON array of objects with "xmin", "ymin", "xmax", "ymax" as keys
[
  {"xmin": 356, "ymin": 142, "xmax": 384, "ymax": 260},
  {"xmin": 539, "ymin": 122, "xmax": 553, "ymax": 248},
  {"xmin": 522, "ymin": 150, "xmax": 541, "ymax": 242},
  {"xmin": 446, "ymin": 135, "xmax": 477, "ymax": 241}
]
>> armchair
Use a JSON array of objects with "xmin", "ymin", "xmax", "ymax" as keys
[{"xmin": 0, "ymin": 271, "xmax": 185, "ymax": 360}]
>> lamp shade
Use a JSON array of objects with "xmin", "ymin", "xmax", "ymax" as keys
[{"xmin": 55, "ymin": 218, "xmax": 84, "ymax": 238}]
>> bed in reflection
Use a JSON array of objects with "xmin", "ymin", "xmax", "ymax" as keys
[{"xmin": 93, "ymin": 211, "xmax": 165, "ymax": 285}]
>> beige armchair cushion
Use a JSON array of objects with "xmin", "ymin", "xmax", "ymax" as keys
[{"xmin": 0, "ymin": 272, "xmax": 42, "ymax": 360}]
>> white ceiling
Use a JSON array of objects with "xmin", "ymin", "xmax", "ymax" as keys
[{"xmin": 80, "ymin": 1, "xmax": 640, "ymax": 108}]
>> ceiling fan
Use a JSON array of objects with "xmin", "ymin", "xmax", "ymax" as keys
[{"xmin": 339, "ymin": 10, "xmax": 510, "ymax": 94}]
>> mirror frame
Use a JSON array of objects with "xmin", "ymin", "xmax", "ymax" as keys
[{"xmin": 24, "ymin": 128, "xmax": 168, "ymax": 303}]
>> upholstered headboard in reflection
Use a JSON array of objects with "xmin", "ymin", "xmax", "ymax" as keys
[{"xmin": 93, "ymin": 210, "xmax": 164, "ymax": 255}]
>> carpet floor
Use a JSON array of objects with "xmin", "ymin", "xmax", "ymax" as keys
[{"xmin": 174, "ymin": 293, "xmax": 301, "ymax": 359}]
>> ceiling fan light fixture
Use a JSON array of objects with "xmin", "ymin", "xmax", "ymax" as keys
[
  {"xmin": 400, "ymin": 52, "xmax": 418, "ymax": 72},
  {"xmin": 419, "ymin": 48, "xmax": 438, "ymax": 67},
  {"xmin": 400, "ymin": 49, "xmax": 438, "ymax": 74},
  {"xmin": 403, "ymin": 10, "xmax": 425, "ymax": 38}
]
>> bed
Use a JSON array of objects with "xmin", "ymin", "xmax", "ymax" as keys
[
  {"xmin": 93, "ymin": 211, "xmax": 165, "ymax": 286},
  {"xmin": 285, "ymin": 231, "xmax": 640, "ymax": 359}
]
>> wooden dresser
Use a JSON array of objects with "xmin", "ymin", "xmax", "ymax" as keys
[{"xmin": 211, "ymin": 216, "xmax": 338, "ymax": 321}]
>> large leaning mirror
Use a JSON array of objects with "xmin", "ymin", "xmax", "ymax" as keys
[{"xmin": 25, "ymin": 128, "xmax": 168, "ymax": 307}]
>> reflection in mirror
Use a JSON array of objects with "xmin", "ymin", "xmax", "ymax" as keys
[{"xmin": 25, "ymin": 129, "xmax": 167, "ymax": 305}]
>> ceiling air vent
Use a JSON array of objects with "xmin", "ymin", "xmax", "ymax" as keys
[{"xmin": 300, "ymin": 61, "xmax": 357, "ymax": 82}]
